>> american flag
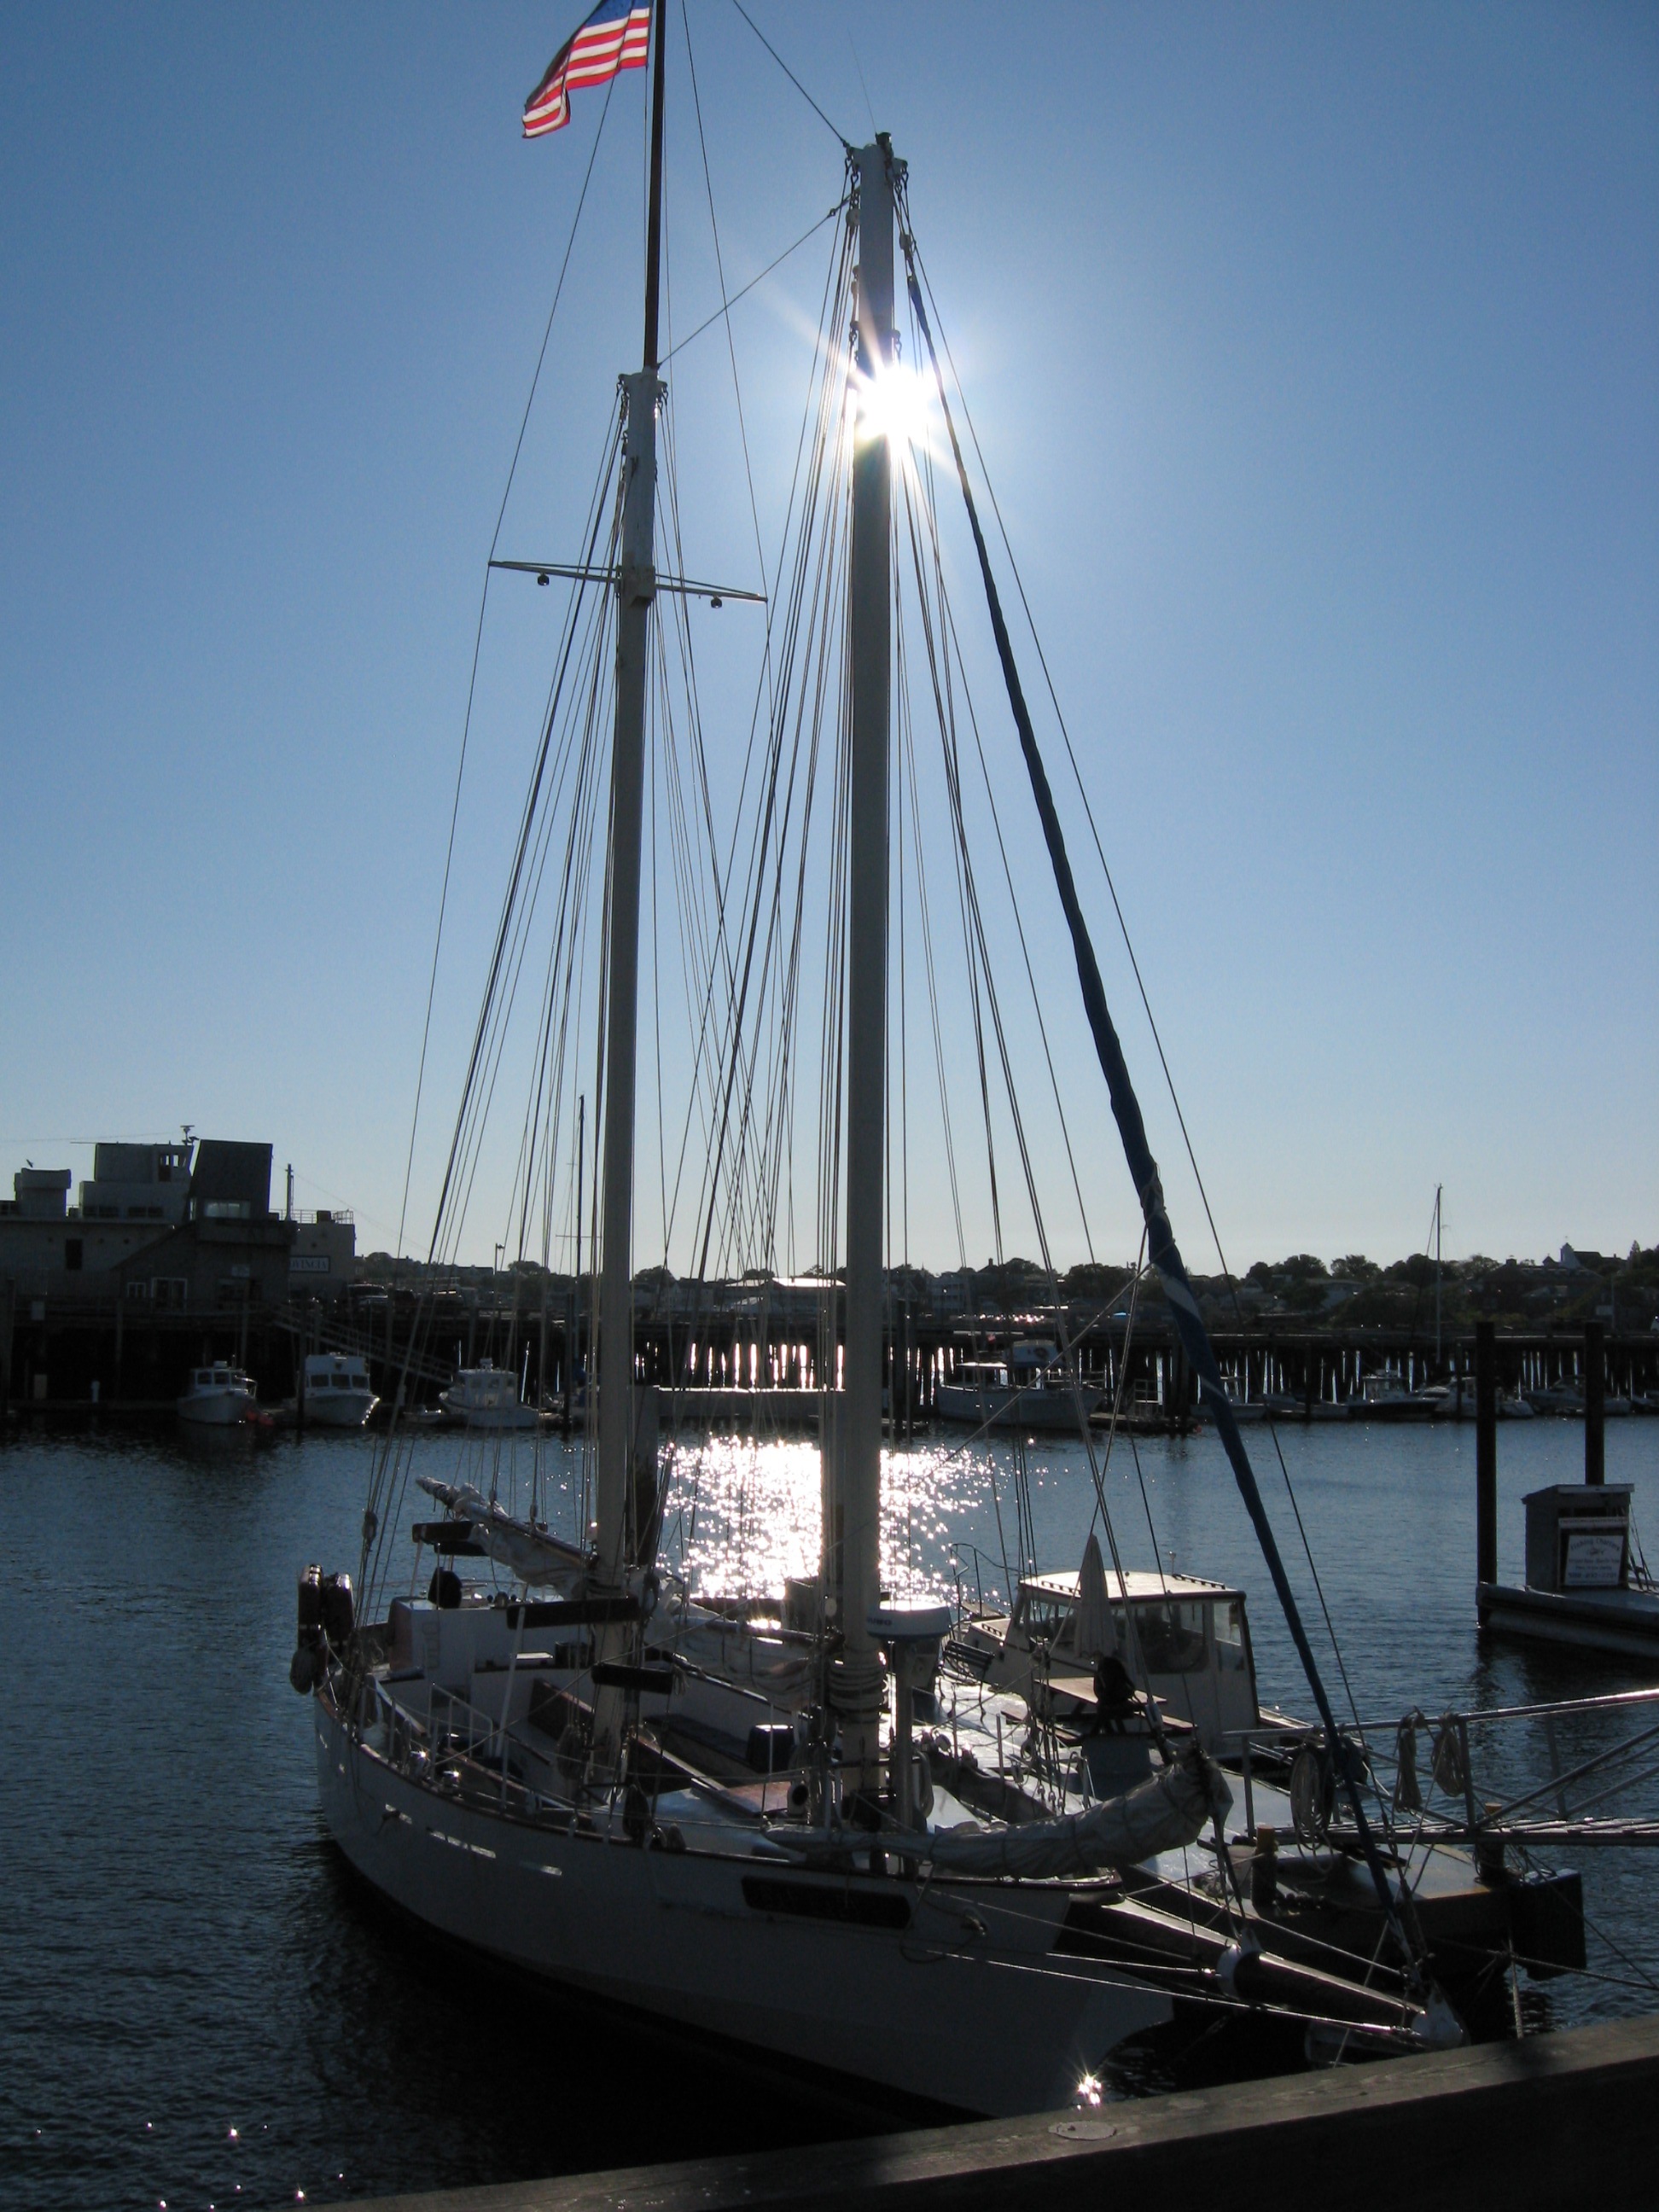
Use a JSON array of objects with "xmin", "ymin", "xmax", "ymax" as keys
[{"xmin": 523, "ymin": 1, "xmax": 652, "ymax": 138}]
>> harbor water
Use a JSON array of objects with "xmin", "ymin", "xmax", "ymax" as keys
[{"xmin": 4, "ymin": 1414, "xmax": 1656, "ymax": 2211}]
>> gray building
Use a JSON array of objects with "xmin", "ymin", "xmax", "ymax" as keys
[{"xmin": 0, "ymin": 1137, "xmax": 354, "ymax": 1309}]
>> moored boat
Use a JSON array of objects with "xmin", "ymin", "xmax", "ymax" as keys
[
  {"xmin": 439, "ymin": 1358, "xmax": 544, "ymax": 1430},
  {"xmin": 302, "ymin": 1352, "xmax": 379, "ymax": 1428},
  {"xmin": 178, "ymin": 1364, "xmax": 257, "ymax": 1426}
]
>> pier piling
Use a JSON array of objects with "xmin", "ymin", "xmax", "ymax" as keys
[
  {"xmin": 1585, "ymin": 1318, "xmax": 1605, "ymax": 1487},
  {"xmin": 1476, "ymin": 1320, "xmax": 1497, "ymax": 1588}
]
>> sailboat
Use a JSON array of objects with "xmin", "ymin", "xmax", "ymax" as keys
[{"xmin": 294, "ymin": 6, "xmax": 1462, "ymax": 2116}]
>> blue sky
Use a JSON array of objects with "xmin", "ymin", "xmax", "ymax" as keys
[{"xmin": 2, "ymin": 3, "xmax": 1653, "ymax": 1271}]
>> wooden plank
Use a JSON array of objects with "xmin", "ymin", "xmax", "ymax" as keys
[{"xmin": 337, "ymin": 2013, "xmax": 1659, "ymax": 2212}]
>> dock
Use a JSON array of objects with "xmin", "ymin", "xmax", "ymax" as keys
[
  {"xmin": 1476, "ymin": 1321, "xmax": 1659, "ymax": 1662},
  {"xmin": 338, "ymin": 2015, "xmax": 1658, "ymax": 2212}
]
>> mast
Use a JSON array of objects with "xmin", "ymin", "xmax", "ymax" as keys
[
  {"xmin": 1434, "ymin": 1184, "xmax": 1442, "ymax": 1368},
  {"xmin": 591, "ymin": 0, "xmax": 667, "ymax": 1759},
  {"xmin": 829, "ymin": 138, "xmax": 897, "ymax": 1805}
]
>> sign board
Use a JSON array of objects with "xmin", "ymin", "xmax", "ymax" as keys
[
  {"xmin": 1561, "ymin": 1525, "xmax": 1625, "ymax": 1589},
  {"xmin": 290, "ymin": 1256, "xmax": 331, "ymax": 1273}
]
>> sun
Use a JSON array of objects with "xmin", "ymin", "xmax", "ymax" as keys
[{"xmin": 852, "ymin": 360, "xmax": 935, "ymax": 454}]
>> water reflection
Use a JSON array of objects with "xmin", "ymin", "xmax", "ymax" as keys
[{"xmin": 2, "ymin": 1415, "xmax": 1655, "ymax": 2209}]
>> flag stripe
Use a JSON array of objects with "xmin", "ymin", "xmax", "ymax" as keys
[{"xmin": 524, "ymin": 3, "xmax": 651, "ymax": 137}]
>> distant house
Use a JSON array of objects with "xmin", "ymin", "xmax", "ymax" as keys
[{"xmin": 1560, "ymin": 1245, "xmax": 1610, "ymax": 1278}]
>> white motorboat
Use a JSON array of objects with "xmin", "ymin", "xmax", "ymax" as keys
[
  {"xmin": 1346, "ymin": 1367, "xmax": 1436, "ymax": 1422},
  {"xmin": 439, "ymin": 1359, "xmax": 543, "ymax": 1430},
  {"xmin": 178, "ymin": 1364, "xmax": 257, "ymax": 1426},
  {"xmin": 934, "ymin": 1342, "xmax": 1103, "ymax": 1432},
  {"xmin": 1423, "ymin": 1377, "xmax": 1536, "ymax": 1421},
  {"xmin": 303, "ymin": 1353, "xmax": 379, "ymax": 1429}
]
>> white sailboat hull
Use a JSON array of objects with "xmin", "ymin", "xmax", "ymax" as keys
[{"xmin": 313, "ymin": 1700, "xmax": 1169, "ymax": 2116}]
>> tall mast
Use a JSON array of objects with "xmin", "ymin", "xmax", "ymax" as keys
[
  {"xmin": 1435, "ymin": 1184, "xmax": 1442, "ymax": 1368},
  {"xmin": 829, "ymin": 138, "xmax": 897, "ymax": 1804},
  {"xmin": 592, "ymin": 0, "xmax": 667, "ymax": 1742}
]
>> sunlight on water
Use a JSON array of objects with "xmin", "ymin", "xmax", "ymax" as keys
[
  {"xmin": 3, "ymin": 1417, "xmax": 1656, "ymax": 2209},
  {"xmin": 659, "ymin": 1433, "xmax": 1041, "ymax": 1604}
]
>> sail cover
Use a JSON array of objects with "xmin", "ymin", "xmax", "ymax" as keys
[
  {"xmin": 416, "ymin": 1476, "xmax": 588, "ymax": 1589},
  {"xmin": 922, "ymin": 1747, "xmax": 1231, "ymax": 1879},
  {"xmin": 1074, "ymin": 1534, "xmax": 1115, "ymax": 1659}
]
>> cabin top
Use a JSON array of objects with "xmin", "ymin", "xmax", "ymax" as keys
[{"xmin": 1018, "ymin": 1567, "xmax": 1243, "ymax": 1605}]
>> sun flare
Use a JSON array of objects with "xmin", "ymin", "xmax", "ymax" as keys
[{"xmin": 852, "ymin": 360, "xmax": 935, "ymax": 452}]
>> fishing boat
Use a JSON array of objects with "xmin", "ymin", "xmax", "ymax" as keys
[
  {"xmin": 293, "ymin": 7, "xmax": 1477, "ymax": 2119},
  {"xmin": 302, "ymin": 1352, "xmax": 379, "ymax": 1429},
  {"xmin": 439, "ymin": 1358, "xmax": 544, "ymax": 1430},
  {"xmin": 178, "ymin": 1363, "xmax": 257, "ymax": 1426}
]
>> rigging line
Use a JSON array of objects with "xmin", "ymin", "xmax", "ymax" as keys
[
  {"xmin": 661, "ymin": 218, "xmax": 853, "ymax": 1264},
  {"xmin": 394, "ymin": 77, "xmax": 618, "ymax": 1269},
  {"xmin": 905, "ymin": 233, "xmax": 1233, "ymax": 1272},
  {"xmin": 432, "ymin": 422, "xmax": 622, "ymax": 1262},
  {"xmin": 725, "ymin": 0, "xmax": 850, "ymax": 148},
  {"xmin": 904, "ymin": 220, "xmax": 1362, "ymax": 1733},
  {"xmin": 690, "ymin": 349, "xmax": 853, "ymax": 1283},
  {"xmin": 683, "ymin": 0, "xmax": 796, "ymax": 668},
  {"xmin": 905, "ymin": 247, "xmax": 1420, "ymax": 1977},
  {"xmin": 903, "ymin": 417, "xmax": 1097, "ymax": 1266},
  {"xmin": 657, "ymin": 205, "xmax": 847, "ymax": 369}
]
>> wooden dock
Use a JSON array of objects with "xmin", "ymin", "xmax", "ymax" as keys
[{"xmin": 337, "ymin": 2015, "xmax": 1658, "ymax": 2212}]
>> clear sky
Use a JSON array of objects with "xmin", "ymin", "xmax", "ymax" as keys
[{"xmin": 2, "ymin": 3, "xmax": 1654, "ymax": 1272}]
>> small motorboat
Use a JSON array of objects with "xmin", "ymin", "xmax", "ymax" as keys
[
  {"xmin": 1525, "ymin": 1382, "xmax": 1584, "ymax": 1417},
  {"xmin": 1346, "ymin": 1368, "xmax": 1435, "ymax": 1422},
  {"xmin": 178, "ymin": 1365, "xmax": 258, "ymax": 1426},
  {"xmin": 302, "ymin": 1353, "xmax": 379, "ymax": 1429},
  {"xmin": 438, "ymin": 1358, "xmax": 544, "ymax": 1430}
]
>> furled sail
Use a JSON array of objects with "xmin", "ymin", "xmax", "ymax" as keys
[
  {"xmin": 416, "ymin": 1476, "xmax": 588, "ymax": 1589},
  {"xmin": 920, "ymin": 1744, "xmax": 1231, "ymax": 1878}
]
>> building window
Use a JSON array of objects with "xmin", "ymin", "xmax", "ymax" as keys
[{"xmin": 65, "ymin": 1239, "xmax": 84, "ymax": 1272}]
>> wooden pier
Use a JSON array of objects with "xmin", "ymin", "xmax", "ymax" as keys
[
  {"xmin": 3, "ymin": 1278, "xmax": 1656, "ymax": 1432},
  {"xmin": 338, "ymin": 2015, "xmax": 1657, "ymax": 2212}
]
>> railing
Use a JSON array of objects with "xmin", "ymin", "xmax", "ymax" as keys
[
  {"xmin": 1226, "ymin": 1685, "xmax": 1659, "ymax": 1857},
  {"xmin": 358, "ymin": 1674, "xmax": 622, "ymax": 1818}
]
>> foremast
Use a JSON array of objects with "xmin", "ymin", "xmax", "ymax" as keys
[
  {"xmin": 826, "ymin": 137, "xmax": 900, "ymax": 1805},
  {"xmin": 591, "ymin": 0, "xmax": 667, "ymax": 1771}
]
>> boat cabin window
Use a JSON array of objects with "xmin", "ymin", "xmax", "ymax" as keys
[
  {"xmin": 1132, "ymin": 1599, "xmax": 1208, "ymax": 1674},
  {"xmin": 1213, "ymin": 1598, "xmax": 1249, "ymax": 1671},
  {"xmin": 1022, "ymin": 1594, "xmax": 1072, "ymax": 1646}
]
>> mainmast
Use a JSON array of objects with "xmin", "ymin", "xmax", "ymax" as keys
[
  {"xmin": 591, "ymin": 0, "xmax": 667, "ymax": 1763},
  {"xmin": 828, "ymin": 138, "xmax": 899, "ymax": 1805}
]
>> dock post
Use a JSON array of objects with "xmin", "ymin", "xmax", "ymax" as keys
[
  {"xmin": 1584, "ymin": 1320, "xmax": 1604, "ymax": 1487},
  {"xmin": 1476, "ymin": 1321, "xmax": 1497, "ymax": 1589}
]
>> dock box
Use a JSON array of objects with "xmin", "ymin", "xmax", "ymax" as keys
[{"xmin": 1523, "ymin": 1485, "xmax": 1631, "ymax": 1594}]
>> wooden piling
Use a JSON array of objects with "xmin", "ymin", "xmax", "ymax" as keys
[
  {"xmin": 1585, "ymin": 1320, "xmax": 1605, "ymax": 1487},
  {"xmin": 1476, "ymin": 1319, "xmax": 1497, "ymax": 1589}
]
